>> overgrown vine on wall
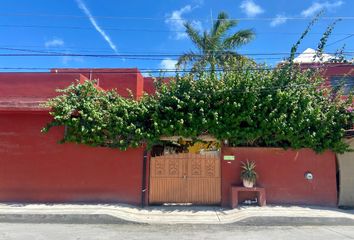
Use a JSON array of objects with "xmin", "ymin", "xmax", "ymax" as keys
[
  {"xmin": 42, "ymin": 64, "xmax": 353, "ymax": 153},
  {"xmin": 42, "ymin": 82, "xmax": 157, "ymax": 150},
  {"xmin": 42, "ymin": 17, "xmax": 354, "ymax": 153}
]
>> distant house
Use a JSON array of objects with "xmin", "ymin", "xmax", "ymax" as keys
[
  {"xmin": 293, "ymin": 48, "xmax": 336, "ymax": 63},
  {"xmin": 294, "ymin": 48, "xmax": 353, "ymax": 96}
]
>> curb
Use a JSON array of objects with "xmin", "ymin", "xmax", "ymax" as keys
[
  {"xmin": 0, "ymin": 204, "xmax": 353, "ymax": 225},
  {"xmin": 0, "ymin": 214, "xmax": 139, "ymax": 225},
  {"xmin": 235, "ymin": 216, "xmax": 354, "ymax": 226},
  {"xmin": 1, "ymin": 214, "xmax": 354, "ymax": 226}
]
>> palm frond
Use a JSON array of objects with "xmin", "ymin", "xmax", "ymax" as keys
[
  {"xmin": 201, "ymin": 31, "xmax": 211, "ymax": 53},
  {"xmin": 184, "ymin": 22, "xmax": 204, "ymax": 50},
  {"xmin": 211, "ymin": 12, "xmax": 227, "ymax": 35},
  {"xmin": 217, "ymin": 50, "xmax": 240, "ymax": 61},
  {"xmin": 191, "ymin": 57, "xmax": 208, "ymax": 72},
  {"xmin": 217, "ymin": 51, "xmax": 241, "ymax": 69},
  {"xmin": 217, "ymin": 51, "xmax": 256, "ymax": 70},
  {"xmin": 223, "ymin": 29, "xmax": 255, "ymax": 49},
  {"xmin": 176, "ymin": 52, "xmax": 200, "ymax": 70},
  {"xmin": 178, "ymin": 11, "xmax": 256, "ymax": 72},
  {"xmin": 212, "ymin": 12, "xmax": 238, "ymax": 39}
]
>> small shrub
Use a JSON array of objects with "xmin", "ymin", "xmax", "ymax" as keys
[{"xmin": 240, "ymin": 160, "xmax": 258, "ymax": 183}]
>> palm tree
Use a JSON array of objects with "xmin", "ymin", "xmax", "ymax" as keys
[{"xmin": 177, "ymin": 12, "xmax": 255, "ymax": 72}]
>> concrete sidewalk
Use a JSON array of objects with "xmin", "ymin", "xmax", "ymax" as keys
[{"xmin": 0, "ymin": 203, "xmax": 353, "ymax": 225}]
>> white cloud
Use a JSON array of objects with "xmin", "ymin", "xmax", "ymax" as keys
[
  {"xmin": 160, "ymin": 58, "xmax": 178, "ymax": 70},
  {"xmin": 44, "ymin": 37, "xmax": 84, "ymax": 64},
  {"xmin": 301, "ymin": 1, "xmax": 344, "ymax": 17},
  {"xmin": 270, "ymin": 15, "xmax": 288, "ymax": 27},
  {"xmin": 45, "ymin": 38, "xmax": 64, "ymax": 48},
  {"xmin": 165, "ymin": 5, "xmax": 202, "ymax": 40},
  {"xmin": 75, "ymin": 0, "xmax": 117, "ymax": 52},
  {"xmin": 240, "ymin": 0, "xmax": 264, "ymax": 17}
]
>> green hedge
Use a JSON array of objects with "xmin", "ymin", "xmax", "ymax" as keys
[{"xmin": 43, "ymin": 64, "xmax": 353, "ymax": 153}]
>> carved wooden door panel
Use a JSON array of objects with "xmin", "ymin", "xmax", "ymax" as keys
[
  {"xmin": 149, "ymin": 154, "xmax": 187, "ymax": 203},
  {"xmin": 149, "ymin": 153, "xmax": 220, "ymax": 204},
  {"xmin": 186, "ymin": 153, "xmax": 221, "ymax": 204}
]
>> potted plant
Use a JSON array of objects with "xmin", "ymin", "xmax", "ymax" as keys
[{"xmin": 240, "ymin": 160, "xmax": 257, "ymax": 188}]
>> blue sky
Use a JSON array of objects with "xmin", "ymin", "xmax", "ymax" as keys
[{"xmin": 0, "ymin": 0, "xmax": 353, "ymax": 74}]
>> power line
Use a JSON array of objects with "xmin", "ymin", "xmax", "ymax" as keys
[
  {"xmin": 0, "ymin": 54, "xmax": 351, "ymax": 61},
  {"xmin": 0, "ymin": 24, "xmax": 177, "ymax": 33},
  {"xmin": 0, "ymin": 13, "xmax": 353, "ymax": 21},
  {"xmin": 0, "ymin": 47, "xmax": 353, "ymax": 57},
  {"xmin": 0, "ymin": 24, "xmax": 353, "ymax": 36},
  {"xmin": 0, "ymin": 45, "xmax": 354, "ymax": 55},
  {"xmin": 327, "ymin": 34, "xmax": 354, "ymax": 47},
  {"xmin": 0, "ymin": 64, "xmax": 352, "ymax": 73},
  {"xmin": 1, "ymin": 46, "xmax": 352, "ymax": 55},
  {"xmin": 0, "ymin": 50, "xmax": 352, "ymax": 63}
]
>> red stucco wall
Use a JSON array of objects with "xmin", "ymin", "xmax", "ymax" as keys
[
  {"xmin": 51, "ymin": 68, "xmax": 143, "ymax": 99},
  {"xmin": 0, "ymin": 72, "xmax": 87, "ymax": 99},
  {"xmin": 143, "ymin": 77, "xmax": 170, "ymax": 95},
  {"xmin": 143, "ymin": 77, "xmax": 155, "ymax": 95},
  {"xmin": 0, "ymin": 112, "xmax": 144, "ymax": 205},
  {"xmin": 0, "ymin": 67, "xmax": 346, "ymax": 206},
  {"xmin": 221, "ymin": 147, "xmax": 338, "ymax": 207}
]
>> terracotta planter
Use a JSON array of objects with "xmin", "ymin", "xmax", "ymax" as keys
[{"xmin": 243, "ymin": 179, "xmax": 255, "ymax": 188}]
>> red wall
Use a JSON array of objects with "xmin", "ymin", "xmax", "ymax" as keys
[
  {"xmin": 143, "ymin": 77, "xmax": 155, "ymax": 95},
  {"xmin": 0, "ymin": 112, "xmax": 144, "ymax": 205},
  {"xmin": 221, "ymin": 147, "xmax": 337, "ymax": 207},
  {"xmin": 143, "ymin": 77, "xmax": 170, "ymax": 95},
  {"xmin": 0, "ymin": 72, "xmax": 88, "ymax": 98},
  {"xmin": 0, "ymin": 67, "xmax": 346, "ymax": 206},
  {"xmin": 51, "ymin": 68, "xmax": 143, "ymax": 99},
  {"xmin": 0, "ymin": 72, "xmax": 88, "ymax": 111},
  {"xmin": 300, "ymin": 63, "xmax": 354, "ymax": 88}
]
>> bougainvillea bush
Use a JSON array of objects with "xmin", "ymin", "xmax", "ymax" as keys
[
  {"xmin": 43, "ymin": 62, "xmax": 353, "ymax": 153},
  {"xmin": 42, "ymin": 15, "xmax": 353, "ymax": 153},
  {"xmin": 42, "ymin": 81, "xmax": 157, "ymax": 150}
]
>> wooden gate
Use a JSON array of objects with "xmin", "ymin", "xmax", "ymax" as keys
[{"xmin": 149, "ymin": 153, "xmax": 221, "ymax": 204}]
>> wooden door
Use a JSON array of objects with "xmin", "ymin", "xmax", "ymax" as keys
[{"xmin": 149, "ymin": 152, "xmax": 221, "ymax": 204}]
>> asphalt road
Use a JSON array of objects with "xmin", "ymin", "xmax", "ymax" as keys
[{"xmin": 0, "ymin": 223, "xmax": 354, "ymax": 240}]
